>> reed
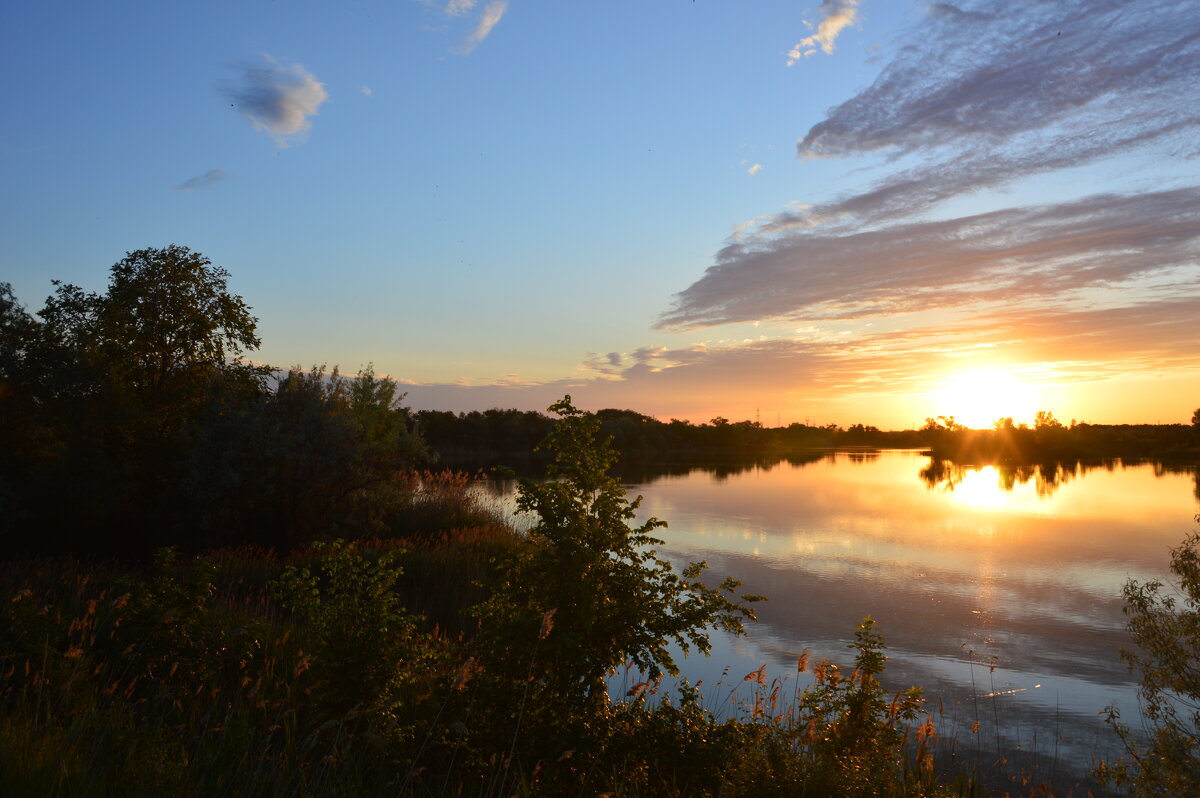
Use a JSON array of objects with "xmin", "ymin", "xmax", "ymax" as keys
[{"xmin": 3, "ymin": 550, "xmax": 1120, "ymax": 797}]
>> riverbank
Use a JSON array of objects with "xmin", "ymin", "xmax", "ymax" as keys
[{"xmin": 1, "ymin": 540, "xmax": 1106, "ymax": 797}]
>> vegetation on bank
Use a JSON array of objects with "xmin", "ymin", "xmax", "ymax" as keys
[
  {"xmin": 416, "ymin": 407, "xmax": 1199, "ymax": 476},
  {"xmin": 3, "ymin": 247, "xmax": 1199, "ymax": 795},
  {"xmin": 0, "ymin": 248, "xmax": 436, "ymax": 557},
  {"xmin": 416, "ymin": 407, "xmax": 922, "ymax": 468},
  {"xmin": 1099, "ymin": 517, "xmax": 1200, "ymax": 796},
  {"xmin": 919, "ymin": 413, "xmax": 1199, "ymax": 465}
]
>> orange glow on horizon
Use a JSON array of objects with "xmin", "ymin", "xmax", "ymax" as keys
[{"xmin": 930, "ymin": 369, "xmax": 1040, "ymax": 429}]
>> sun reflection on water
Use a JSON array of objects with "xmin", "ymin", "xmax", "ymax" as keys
[{"xmin": 950, "ymin": 465, "xmax": 1008, "ymax": 511}]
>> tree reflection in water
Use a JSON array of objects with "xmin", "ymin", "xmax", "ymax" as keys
[
  {"xmin": 919, "ymin": 459, "xmax": 1086, "ymax": 498},
  {"xmin": 919, "ymin": 458, "xmax": 1200, "ymax": 502}
]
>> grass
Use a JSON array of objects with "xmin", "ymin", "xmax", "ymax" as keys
[
  {"xmin": 0, "ymin": 569, "xmax": 1123, "ymax": 797},
  {"xmin": 0, "ymin": 469, "xmax": 1136, "ymax": 796}
]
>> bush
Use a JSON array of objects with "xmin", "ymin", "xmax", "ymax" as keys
[
  {"xmin": 473, "ymin": 396, "xmax": 762, "ymax": 707},
  {"xmin": 1103, "ymin": 516, "xmax": 1200, "ymax": 795},
  {"xmin": 273, "ymin": 540, "xmax": 447, "ymax": 728}
]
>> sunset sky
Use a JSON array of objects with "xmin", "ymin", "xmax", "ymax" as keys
[{"xmin": 2, "ymin": 0, "xmax": 1198, "ymax": 428}]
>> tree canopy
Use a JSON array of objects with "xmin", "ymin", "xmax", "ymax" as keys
[{"xmin": 0, "ymin": 246, "xmax": 427, "ymax": 555}]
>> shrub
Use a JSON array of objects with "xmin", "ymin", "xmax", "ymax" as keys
[
  {"xmin": 473, "ymin": 396, "xmax": 762, "ymax": 707},
  {"xmin": 1103, "ymin": 516, "xmax": 1200, "ymax": 795},
  {"xmin": 273, "ymin": 539, "xmax": 447, "ymax": 728}
]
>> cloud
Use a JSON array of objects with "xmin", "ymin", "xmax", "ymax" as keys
[
  {"xmin": 794, "ymin": 0, "xmax": 1199, "ymax": 220},
  {"xmin": 459, "ymin": 0, "xmax": 507, "ymax": 53},
  {"xmin": 172, "ymin": 168, "xmax": 228, "ymax": 191},
  {"xmin": 226, "ymin": 56, "xmax": 329, "ymax": 145},
  {"xmin": 398, "ymin": 287, "xmax": 1200, "ymax": 423},
  {"xmin": 360, "ymin": 85, "xmax": 373, "ymax": 96},
  {"xmin": 382, "ymin": 276, "xmax": 1200, "ymax": 424},
  {"xmin": 747, "ymin": 163, "xmax": 763, "ymax": 175},
  {"xmin": 632, "ymin": 346, "xmax": 666, "ymax": 363},
  {"xmin": 580, "ymin": 351, "xmax": 629, "ymax": 377},
  {"xmin": 445, "ymin": 0, "xmax": 477, "ymax": 15},
  {"xmin": 787, "ymin": 1, "xmax": 860, "ymax": 65},
  {"xmin": 664, "ymin": 0, "xmax": 1200, "ymax": 329},
  {"xmin": 661, "ymin": 188, "xmax": 1200, "ymax": 328}
]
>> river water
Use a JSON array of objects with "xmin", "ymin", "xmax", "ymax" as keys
[{"xmin": 605, "ymin": 451, "xmax": 1200, "ymax": 784}]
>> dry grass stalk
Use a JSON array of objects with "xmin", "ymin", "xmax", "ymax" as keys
[
  {"xmin": 743, "ymin": 664, "xmax": 767, "ymax": 685},
  {"xmin": 538, "ymin": 609, "xmax": 556, "ymax": 640},
  {"xmin": 451, "ymin": 657, "xmax": 478, "ymax": 691}
]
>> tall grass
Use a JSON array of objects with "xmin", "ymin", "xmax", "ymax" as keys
[
  {"xmin": 1, "ymin": 550, "xmax": 1121, "ymax": 796},
  {"xmin": 383, "ymin": 470, "xmax": 511, "ymax": 537},
  {"xmin": 0, "ymin": 467, "xmax": 1127, "ymax": 797}
]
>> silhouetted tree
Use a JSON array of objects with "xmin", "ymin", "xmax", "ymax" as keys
[
  {"xmin": 1, "ymin": 248, "xmax": 432, "ymax": 555},
  {"xmin": 1, "ymin": 248, "xmax": 269, "ymax": 552}
]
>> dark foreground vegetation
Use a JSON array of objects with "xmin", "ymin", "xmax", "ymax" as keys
[{"xmin": 3, "ymin": 247, "xmax": 1199, "ymax": 795}]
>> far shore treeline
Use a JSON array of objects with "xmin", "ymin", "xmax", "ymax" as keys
[{"xmin": 419, "ymin": 406, "xmax": 1199, "ymax": 470}]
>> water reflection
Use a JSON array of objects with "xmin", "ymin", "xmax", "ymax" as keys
[
  {"xmin": 919, "ymin": 459, "xmax": 1091, "ymax": 498},
  {"xmin": 483, "ymin": 451, "xmax": 1199, "ymax": 781},
  {"xmin": 620, "ymin": 452, "xmax": 1199, "ymax": 782},
  {"xmin": 919, "ymin": 458, "xmax": 1200, "ymax": 504},
  {"xmin": 613, "ymin": 450, "xmax": 832, "ymax": 483}
]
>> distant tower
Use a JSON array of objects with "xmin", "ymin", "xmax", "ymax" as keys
[{"xmin": 756, "ymin": 407, "xmax": 760, "ymax": 425}]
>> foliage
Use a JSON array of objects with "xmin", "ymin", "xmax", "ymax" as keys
[
  {"xmin": 789, "ymin": 617, "xmax": 932, "ymax": 796},
  {"xmin": 923, "ymin": 416, "xmax": 965, "ymax": 433},
  {"xmin": 1103, "ymin": 517, "xmax": 1200, "ymax": 795},
  {"xmin": 193, "ymin": 364, "xmax": 432, "ymax": 545},
  {"xmin": 84, "ymin": 245, "xmax": 262, "ymax": 411},
  {"xmin": 30, "ymin": 245, "xmax": 266, "ymax": 435},
  {"xmin": 1034, "ymin": 410, "xmax": 1065, "ymax": 431},
  {"xmin": 0, "ymin": 249, "xmax": 441, "ymax": 554},
  {"xmin": 474, "ymin": 396, "xmax": 762, "ymax": 708},
  {"xmin": 0, "ymin": 247, "xmax": 269, "ymax": 553},
  {"xmin": 273, "ymin": 540, "xmax": 446, "ymax": 725}
]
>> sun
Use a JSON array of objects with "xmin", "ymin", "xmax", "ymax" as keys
[{"xmin": 933, "ymin": 369, "xmax": 1038, "ymax": 429}]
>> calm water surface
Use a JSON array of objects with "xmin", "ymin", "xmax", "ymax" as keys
[{"xmin": 609, "ymin": 452, "xmax": 1200, "ymax": 774}]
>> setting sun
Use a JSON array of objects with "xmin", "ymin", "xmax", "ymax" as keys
[{"xmin": 933, "ymin": 369, "xmax": 1039, "ymax": 429}]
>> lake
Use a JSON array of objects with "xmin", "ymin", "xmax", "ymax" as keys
[{"xmin": 600, "ymin": 452, "xmax": 1200, "ymax": 783}]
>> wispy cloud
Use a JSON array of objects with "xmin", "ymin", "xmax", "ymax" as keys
[
  {"xmin": 794, "ymin": 0, "xmax": 1199, "ymax": 222},
  {"xmin": 459, "ymin": 0, "xmax": 508, "ymax": 53},
  {"xmin": 360, "ymin": 85, "xmax": 373, "ymax": 96},
  {"xmin": 226, "ymin": 55, "xmax": 329, "ymax": 146},
  {"xmin": 661, "ymin": 188, "xmax": 1200, "ymax": 327},
  {"xmin": 172, "ymin": 168, "xmax": 228, "ymax": 191},
  {"xmin": 664, "ymin": 0, "xmax": 1200, "ymax": 330},
  {"xmin": 398, "ymin": 288, "xmax": 1200, "ymax": 422},
  {"xmin": 787, "ymin": 1, "xmax": 860, "ymax": 65},
  {"xmin": 580, "ymin": 351, "xmax": 630, "ymax": 378},
  {"xmin": 445, "ymin": 0, "xmax": 477, "ymax": 16},
  {"xmin": 747, "ymin": 163, "xmax": 763, "ymax": 175}
]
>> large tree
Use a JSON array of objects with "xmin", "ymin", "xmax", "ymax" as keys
[
  {"xmin": 2, "ymin": 246, "xmax": 435, "ymax": 555},
  {"xmin": 0, "ymin": 246, "xmax": 267, "ymax": 552},
  {"xmin": 44, "ymin": 245, "xmax": 264, "ymax": 430}
]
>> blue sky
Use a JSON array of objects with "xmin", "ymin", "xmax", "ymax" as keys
[{"xmin": 3, "ymin": 1, "xmax": 1198, "ymax": 427}]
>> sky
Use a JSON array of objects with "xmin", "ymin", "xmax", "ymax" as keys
[{"xmin": 2, "ymin": 0, "xmax": 1198, "ymax": 428}]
